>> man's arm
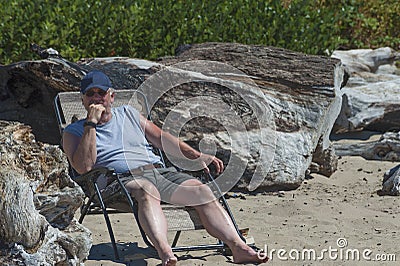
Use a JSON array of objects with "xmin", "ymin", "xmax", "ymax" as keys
[
  {"xmin": 63, "ymin": 127, "xmax": 97, "ymax": 174},
  {"xmin": 62, "ymin": 104, "xmax": 105, "ymax": 174},
  {"xmin": 140, "ymin": 115, "xmax": 224, "ymax": 174}
]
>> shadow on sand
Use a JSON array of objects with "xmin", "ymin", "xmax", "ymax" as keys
[
  {"xmin": 87, "ymin": 242, "xmax": 230, "ymax": 265},
  {"xmin": 88, "ymin": 242, "xmax": 157, "ymax": 265}
]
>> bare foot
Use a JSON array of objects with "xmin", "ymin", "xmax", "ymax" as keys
[
  {"xmin": 161, "ymin": 254, "xmax": 177, "ymax": 266},
  {"xmin": 231, "ymin": 244, "xmax": 268, "ymax": 264}
]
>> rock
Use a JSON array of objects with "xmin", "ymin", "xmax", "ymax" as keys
[
  {"xmin": 0, "ymin": 121, "xmax": 91, "ymax": 265},
  {"xmin": 331, "ymin": 47, "xmax": 400, "ymax": 133}
]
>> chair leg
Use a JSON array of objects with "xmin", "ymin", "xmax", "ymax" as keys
[
  {"xmin": 94, "ymin": 182, "xmax": 120, "ymax": 260},
  {"xmin": 79, "ymin": 194, "xmax": 95, "ymax": 223},
  {"xmin": 171, "ymin": 231, "xmax": 181, "ymax": 247}
]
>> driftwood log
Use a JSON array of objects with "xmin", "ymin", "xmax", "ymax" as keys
[
  {"xmin": 332, "ymin": 47, "xmax": 400, "ymax": 133},
  {"xmin": 158, "ymin": 43, "xmax": 345, "ymax": 188},
  {"xmin": 381, "ymin": 165, "xmax": 400, "ymax": 196},
  {"xmin": 333, "ymin": 132, "xmax": 400, "ymax": 161},
  {"xmin": 0, "ymin": 121, "xmax": 91, "ymax": 265}
]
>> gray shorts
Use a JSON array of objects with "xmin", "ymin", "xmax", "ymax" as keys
[{"xmin": 103, "ymin": 167, "xmax": 195, "ymax": 202}]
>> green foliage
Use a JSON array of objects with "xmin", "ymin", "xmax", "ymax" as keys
[{"xmin": 0, "ymin": 0, "xmax": 399, "ymax": 64}]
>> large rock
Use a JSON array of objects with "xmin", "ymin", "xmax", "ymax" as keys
[
  {"xmin": 0, "ymin": 121, "xmax": 91, "ymax": 265},
  {"xmin": 0, "ymin": 42, "xmax": 345, "ymax": 191}
]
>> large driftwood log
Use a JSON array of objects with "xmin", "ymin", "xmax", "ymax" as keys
[
  {"xmin": 0, "ymin": 121, "xmax": 91, "ymax": 265},
  {"xmin": 332, "ymin": 47, "xmax": 400, "ymax": 133},
  {"xmin": 157, "ymin": 43, "xmax": 345, "ymax": 188},
  {"xmin": 0, "ymin": 43, "xmax": 344, "ymax": 191}
]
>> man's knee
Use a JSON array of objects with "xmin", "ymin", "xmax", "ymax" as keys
[
  {"xmin": 183, "ymin": 180, "xmax": 216, "ymax": 199},
  {"xmin": 125, "ymin": 180, "xmax": 160, "ymax": 201}
]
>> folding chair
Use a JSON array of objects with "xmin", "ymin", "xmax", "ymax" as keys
[{"xmin": 53, "ymin": 89, "xmax": 249, "ymax": 260}]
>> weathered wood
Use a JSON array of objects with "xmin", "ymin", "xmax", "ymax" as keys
[
  {"xmin": 158, "ymin": 43, "xmax": 344, "ymax": 187},
  {"xmin": 0, "ymin": 121, "xmax": 91, "ymax": 264},
  {"xmin": 380, "ymin": 165, "xmax": 400, "ymax": 196},
  {"xmin": 332, "ymin": 47, "xmax": 400, "ymax": 133},
  {"xmin": 333, "ymin": 132, "xmax": 400, "ymax": 161}
]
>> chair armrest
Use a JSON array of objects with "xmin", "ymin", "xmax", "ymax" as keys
[
  {"xmin": 73, "ymin": 166, "xmax": 114, "ymax": 183},
  {"xmin": 73, "ymin": 167, "xmax": 115, "ymax": 196}
]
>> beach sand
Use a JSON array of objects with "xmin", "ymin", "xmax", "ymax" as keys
[{"xmin": 81, "ymin": 140, "xmax": 400, "ymax": 265}]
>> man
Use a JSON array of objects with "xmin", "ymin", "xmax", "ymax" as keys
[{"xmin": 63, "ymin": 70, "xmax": 267, "ymax": 266}]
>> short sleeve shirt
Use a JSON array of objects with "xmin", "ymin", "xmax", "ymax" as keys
[{"xmin": 64, "ymin": 105, "xmax": 162, "ymax": 173}]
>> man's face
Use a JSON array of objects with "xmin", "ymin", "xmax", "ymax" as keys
[{"xmin": 82, "ymin": 88, "xmax": 114, "ymax": 109}]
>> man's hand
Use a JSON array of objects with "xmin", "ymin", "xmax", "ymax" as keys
[
  {"xmin": 87, "ymin": 104, "xmax": 105, "ymax": 124},
  {"xmin": 199, "ymin": 153, "xmax": 224, "ymax": 175}
]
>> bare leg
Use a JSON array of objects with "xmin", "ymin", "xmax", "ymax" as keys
[
  {"xmin": 125, "ymin": 179, "xmax": 177, "ymax": 266},
  {"xmin": 170, "ymin": 179, "xmax": 268, "ymax": 264}
]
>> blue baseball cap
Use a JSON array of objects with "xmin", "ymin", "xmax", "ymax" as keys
[{"xmin": 80, "ymin": 70, "xmax": 112, "ymax": 94}]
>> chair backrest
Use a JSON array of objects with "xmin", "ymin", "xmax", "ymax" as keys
[{"xmin": 54, "ymin": 89, "xmax": 149, "ymax": 133}]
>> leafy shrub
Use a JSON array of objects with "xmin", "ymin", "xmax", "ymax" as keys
[{"xmin": 0, "ymin": 0, "xmax": 398, "ymax": 64}]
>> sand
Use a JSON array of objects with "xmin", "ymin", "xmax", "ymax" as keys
[{"xmin": 80, "ymin": 141, "xmax": 399, "ymax": 265}]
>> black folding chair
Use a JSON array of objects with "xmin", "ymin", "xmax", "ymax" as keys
[{"xmin": 53, "ymin": 89, "xmax": 249, "ymax": 260}]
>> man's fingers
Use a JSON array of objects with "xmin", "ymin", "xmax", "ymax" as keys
[
  {"xmin": 214, "ymin": 160, "xmax": 223, "ymax": 174},
  {"xmin": 203, "ymin": 165, "xmax": 210, "ymax": 174},
  {"xmin": 209, "ymin": 157, "xmax": 224, "ymax": 175},
  {"xmin": 198, "ymin": 153, "xmax": 224, "ymax": 175},
  {"xmin": 88, "ymin": 104, "xmax": 106, "ymax": 123}
]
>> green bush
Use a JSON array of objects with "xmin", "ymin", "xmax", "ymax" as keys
[{"xmin": 1, "ymin": 0, "xmax": 399, "ymax": 64}]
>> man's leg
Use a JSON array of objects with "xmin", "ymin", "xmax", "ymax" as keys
[
  {"xmin": 125, "ymin": 179, "xmax": 177, "ymax": 266},
  {"xmin": 170, "ymin": 179, "xmax": 268, "ymax": 264}
]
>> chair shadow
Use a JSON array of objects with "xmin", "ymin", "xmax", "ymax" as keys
[
  {"xmin": 88, "ymin": 242, "xmax": 232, "ymax": 265},
  {"xmin": 88, "ymin": 242, "xmax": 158, "ymax": 265}
]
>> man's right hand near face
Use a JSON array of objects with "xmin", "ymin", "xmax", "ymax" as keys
[{"xmin": 87, "ymin": 103, "xmax": 106, "ymax": 124}]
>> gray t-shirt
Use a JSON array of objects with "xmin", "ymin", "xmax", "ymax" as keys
[{"xmin": 64, "ymin": 105, "xmax": 162, "ymax": 173}]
